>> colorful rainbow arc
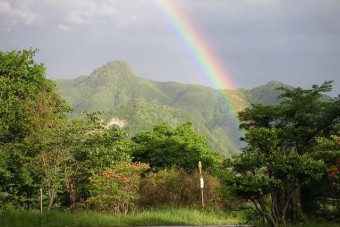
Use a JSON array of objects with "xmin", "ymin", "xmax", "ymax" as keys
[{"xmin": 152, "ymin": 0, "xmax": 242, "ymax": 144}]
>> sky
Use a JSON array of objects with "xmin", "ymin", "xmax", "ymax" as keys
[{"xmin": 0, "ymin": 0, "xmax": 339, "ymax": 96}]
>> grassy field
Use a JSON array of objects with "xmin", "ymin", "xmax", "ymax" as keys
[
  {"xmin": 0, "ymin": 208, "xmax": 243, "ymax": 227},
  {"xmin": 0, "ymin": 208, "xmax": 337, "ymax": 227}
]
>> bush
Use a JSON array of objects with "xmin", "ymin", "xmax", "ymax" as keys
[
  {"xmin": 87, "ymin": 161, "xmax": 149, "ymax": 215},
  {"xmin": 138, "ymin": 168, "xmax": 221, "ymax": 208}
]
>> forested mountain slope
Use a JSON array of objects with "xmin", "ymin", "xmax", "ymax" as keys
[{"xmin": 56, "ymin": 61, "xmax": 289, "ymax": 156}]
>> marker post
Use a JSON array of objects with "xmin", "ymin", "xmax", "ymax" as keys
[
  {"xmin": 40, "ymin": 188, "xmax": 43, "ymax": 214},
  {"xmin": 198, "ymin": 161, "xmax": 204, "ymax": 211}
]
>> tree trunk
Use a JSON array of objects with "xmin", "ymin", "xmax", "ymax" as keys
[
  {"xmin": 252, "ymin": 198, "xmax": 279, "ymax": 227},
  {"xmin": 285, "ymin": 188, "xmax": 302, "ymax": 223},
  {"xmin": 274, "ymin": 183, "xmax": 302, "ymax": 224},
  {"xmin": 66, "ymin": 181, "xmax": 76, "ymax": 213},
  {"xmin": 47, "ymin": 187, "xmax": 55, "ymax": 210},
  {"xmin": 25, "ymin": 190, "xmax": 33, "ymax": 211}
]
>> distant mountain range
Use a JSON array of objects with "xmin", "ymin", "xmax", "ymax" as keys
[{"xmin": 55, "ymin": 61, "xmax": 292, "ymax": 157}]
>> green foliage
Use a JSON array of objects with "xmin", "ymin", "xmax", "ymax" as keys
[
  {"xmin": 228, "ymin": 175, "xmax": 282, "ymax": 197},
  {"xmin": 302, "ymin": 136, "xmax": 340, "ymax": 217},
  {"xmin": 0, "ymin": 49, "xmax": 70, "ymax": 143},
  {"xmin": 225, "ymin": 126, "xmax": 325, "ymax": 198},
  {"xmin": 239, "ymin": 105, "xmax": 279, "ymax": 130},
  {"xmin": 243, "ymin": 128, "xmax": 280, "ymax": 153},
  {"xmin": 0, "ymin": 49, "xmax": 40, "ymax": 142},
  {"xmin": 130, "ymin": 122, "xmax": 222, "ymax": 172}
]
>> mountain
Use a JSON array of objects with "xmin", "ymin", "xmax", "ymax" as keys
[
  {"xmin": 56, "ymin": 61, "xmax": 289, "ymax": 157},
  {"xmin": 242, "ymin": 80, "xmax": 293, "ymax": 106}
]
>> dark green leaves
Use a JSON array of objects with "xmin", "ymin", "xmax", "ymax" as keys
[{"xmin": 131, "ymin": 122, "xmax": 221, "ymax": 172}]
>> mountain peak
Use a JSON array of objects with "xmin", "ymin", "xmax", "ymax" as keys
[
  {"xmin": 89, "ymin": 60, "xmax": 135, "ymax": 82},
  {"xmin": 266, "ymin": 80, "xmax": 285, "ymax": 86},
  {"xmin": 103, "ymin": 60, "xmax": 133, "ymax": 72}
]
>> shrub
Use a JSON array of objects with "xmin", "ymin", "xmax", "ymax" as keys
[
  {"xmin": 138, "ymin": 168, "xmax": 221, "ymax": 208},
  {"xmin": 87, "ymin": 161, "xmax": 149, "ymax": 215}
]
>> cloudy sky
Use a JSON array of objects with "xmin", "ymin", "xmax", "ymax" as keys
[{"xmin": 1, "ymin": 0, "xmax": 339, "ymax": 95}]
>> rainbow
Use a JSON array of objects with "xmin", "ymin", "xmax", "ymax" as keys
[{"xmin": 152, "ymin": 0, "xmax": 242, "ymax": 146}]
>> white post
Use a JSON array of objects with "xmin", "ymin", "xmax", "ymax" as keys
[
  {"xmin": 40, "ymin": 188, "xmax": 43, "ymax": 214},
  {"xmin": 198, "ymin": 161, "xmax": 204, "ymax": 211}
]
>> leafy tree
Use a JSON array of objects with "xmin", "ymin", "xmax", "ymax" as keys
[
  {"xmin": 130, "ymin": 122, "xmax": 221, "ymax": 172},
  {"xmin": 239, "ymin": 81, "xmax": 340, "ymax": 152},
  {"xmin": 0, "ymin": 49, "xmax": 70, "ymax": 210},
  {"xmin": 226, "ymin": 82, "xmax": 340, "ymax": 225},
  {"xmin": 223, "ymin": 128, "xmax": 325, "ymax": 227},
  {"xmin": 53, "ymin": 113, "xmax": 129, "ymax": 212}
]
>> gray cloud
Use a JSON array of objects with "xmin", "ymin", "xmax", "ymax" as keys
[
  {"xmin": 0, "ymin": 0, "xmax": 339, "ymax": 96},
  {"xmin": 0, "ymin": 0, "xmax": 44, "ymax": 27}
]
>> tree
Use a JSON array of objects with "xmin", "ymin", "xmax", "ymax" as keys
[
  {"xmin": 223, "ymin": 128, "xmax": 324, "ymax": 227},
  {"xmin": 226, "ymin": 82, "xmax": 340, "ymax": 225},
  {"xmin": 53, "ymin": 113, "xmax": 128, "ymax": 212},
  {"xmin": 0, "ymin": 49, "xmax": 70, "ymax": 210},
  {"xmin": 130, "ymin": 122, "xmax": 221, "ymax": 172},
  {"xmin": 239, "ymin": 81, "xmax": 340, "ymax": 152}
]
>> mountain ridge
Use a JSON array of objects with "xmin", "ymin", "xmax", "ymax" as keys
[{"xmin": 56, "ymin": 61, "xmax": 291, "ymax": 157}]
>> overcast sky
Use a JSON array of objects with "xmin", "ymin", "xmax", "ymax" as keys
[{"xmin": 1, "ymin": 0, "xmax": 339, "ymax": 96}]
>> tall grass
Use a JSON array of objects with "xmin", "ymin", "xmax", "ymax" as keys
[
  {"xmin": 1, "ymin": 208, "xmax": 337, "ymax": 227},
  {"xmin": 0, "ymin": 208, "xmax": 244, "ymax": 227}
]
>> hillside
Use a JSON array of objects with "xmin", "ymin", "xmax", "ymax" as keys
[{"xmin": 56, "ymin": 61, "xmax": 288, "ymax": 157}]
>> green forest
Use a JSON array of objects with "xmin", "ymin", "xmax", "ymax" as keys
[{"xmin": 0, "ymin": 49, "xmax": 339, "ymax": 227}]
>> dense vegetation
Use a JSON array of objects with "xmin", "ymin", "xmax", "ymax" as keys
[{"xmin": 0, "ymin": 49, "xmax": 339, "ymax": 227}]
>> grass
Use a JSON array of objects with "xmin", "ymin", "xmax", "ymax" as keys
[
  {"xmin": 0, "ymin": 208, "xmax": 245, "ymax": 227},
  {"xmin": 1, "ymin": 208, "xmax": 338, "ymax": 227}
]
